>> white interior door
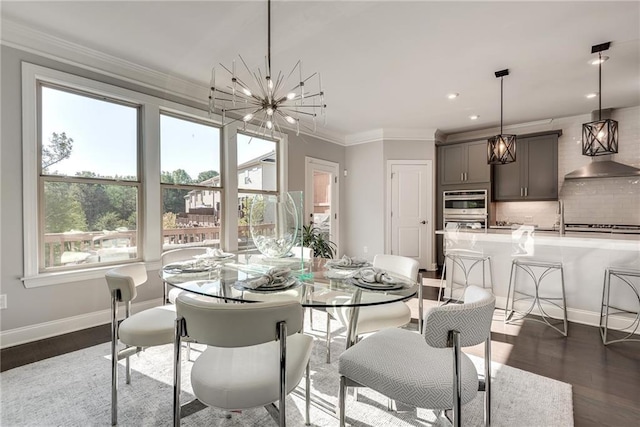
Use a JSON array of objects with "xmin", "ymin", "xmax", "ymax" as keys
[
  {"xmin": 305, "ymin": 157, "xmax": 340, "ymax": 254},
  {"xmin": 388, "ymin": 161, "xmax": 432, "ymax": 269}
]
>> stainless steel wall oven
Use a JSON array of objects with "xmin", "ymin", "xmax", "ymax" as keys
[{"xmin": 443, "ymin": 189, "xmax": 488, "ymax": 230}]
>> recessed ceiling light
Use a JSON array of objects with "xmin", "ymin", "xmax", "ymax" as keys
[
  {"xmin": 447, "ymin": 93, "xmax": 459, "ymax": 99},
  {"xmin": 589, "ymin": 56, "xmax": 609, "ymax": 65},
  {"xmin": 469, "ymin": 115, "xmax": 479, "ymax": 120},
  {"xmin": 585, "ymin": 93, "xmax": 598, "ymax": 99}
]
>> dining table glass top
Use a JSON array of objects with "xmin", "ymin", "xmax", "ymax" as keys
[{"xmin": 160, "ymin": 251, "xmax": 418, "ymax": 308}]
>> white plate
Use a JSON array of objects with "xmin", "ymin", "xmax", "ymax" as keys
[
  {"xmin": 234, "ymin": 277, "xmax": 300, "ymax": 292},
  {"xmin": 194, "ymin": 252, "xmax": 235, "ymax": 261},
  {"xmin": 327, "ymin": 262, "xmax": 371, "ymax": 270},
  {"xmin": 347, "ymin": 277, "xmax": 407, "ymax": 291}
]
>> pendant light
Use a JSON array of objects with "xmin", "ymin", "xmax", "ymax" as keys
[
  {"xmin": 487, "ymin": 69, "xmax": 516, "ymax": 164},
  {"xmin": 582, "ymin": 42, "xmax": 618, "ymax": 156}
]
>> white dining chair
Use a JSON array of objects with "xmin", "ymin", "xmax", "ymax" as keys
[
  {"xmin": 105, "ymin": 263, "xmax": 176, "ymax": 425},
  {"xmin": 173, "ymin": 295, "xmax": 313, "ymax": 427},
  {"xmin": 338, "ymin": 285, "xmax": 495, "ymax": 427},
  {"xmin": 161, "ymin": 247, "xmax": 209, "ymax": 303},
  {"xmin": 325, "ymin": 254, "xmax": 419, "ymax": 363}
]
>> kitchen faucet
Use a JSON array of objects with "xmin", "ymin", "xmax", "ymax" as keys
[{"xmin": 557, "ymin": 200, "xmax": 565, "ymax": 235}]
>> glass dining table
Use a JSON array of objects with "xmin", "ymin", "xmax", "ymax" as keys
[{"xmin": 160, "ymin": 251, "xmax": 418, "ymax": 351}]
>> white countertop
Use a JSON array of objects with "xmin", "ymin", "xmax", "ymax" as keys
[{"xmin": 436, "ymin": 228, "xmax": 640, "ymax": 250}]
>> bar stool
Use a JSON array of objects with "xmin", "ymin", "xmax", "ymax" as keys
[
  {"xmin": 505, "ymin": 258, "xmax": 568, "ymax": 336},
  {"xmin": 438, "ymin": 251, "xmax": 494, "ymax": 304},
  {"xmin": 599, "ymin": 267, "xmax": 640, "ymax": 345}
]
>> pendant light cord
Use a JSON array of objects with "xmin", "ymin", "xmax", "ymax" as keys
[
  {"xmin": 267, "ymin": 0, "xmax": 271, "ymax": 75},
  {"xmin": 598, "ymin": 52, "xmax": 602, "ymax": 121},
  {"xmin": 500, "ymin": 76, "xmax": 504, "ymax": 133}
]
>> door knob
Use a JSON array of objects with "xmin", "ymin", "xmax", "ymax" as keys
[{"xmin": 420, "ymin": 220, "xmax": 427, "ymax": 224}]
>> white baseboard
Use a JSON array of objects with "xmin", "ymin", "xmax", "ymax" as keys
[
  {"xmin": 494, "ymin": 295, "xmax": 636, "ymax": 333},
  {"xmin": 0, "ymin": 298, "xmax": 163, "ymax": 349}
]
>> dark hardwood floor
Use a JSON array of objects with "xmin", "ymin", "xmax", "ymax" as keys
[{"xmin": 2, "ymin": 270, "xmax": 639, "ymax": 426}]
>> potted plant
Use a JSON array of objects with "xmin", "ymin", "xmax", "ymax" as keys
[{"xmin": 302, "ymin": 222, "xmax": 337, "ymax": 259}]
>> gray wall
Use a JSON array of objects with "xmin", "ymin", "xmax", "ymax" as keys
[{"xmin": 344, "ymin": 141, "xmax": 385, "ymax": 259}]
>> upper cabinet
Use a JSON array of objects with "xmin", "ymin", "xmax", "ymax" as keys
[
  {"xmin": 439, "ymin": 141, "xmax": 490, "ymax": 185},
  {"xmin": 493, "ymin": 134, "xmax": 558, "ymax": 201}
]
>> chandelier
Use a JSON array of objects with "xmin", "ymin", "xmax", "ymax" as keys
[
  {"xmin": 582, "ymin": 42, "xmax": 618, "ymax": 156},
  {"xmin": 208, "ymin": 0, "xmax": 326, "ymax": 137},
  {"xmin": 487, "ymin": 69, "xmax": 516, "ymax": 165}
]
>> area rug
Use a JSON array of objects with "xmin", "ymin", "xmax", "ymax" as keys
[{"xmin": 1, "ymin": 312, "xmax": 573, "ymax": 426}]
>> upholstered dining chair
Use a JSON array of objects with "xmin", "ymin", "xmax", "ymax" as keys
[
  {"xmin": 161, "ymin": 247, "xmax": 208, "ymax": 303},
  {"xmin": 325, "ymin": 254, "xmax": 420, "ymax": 363},
  {"xmin": 105, "ymin": 263, "xmax": 176, "ymax": 425},
  {"xmin": 338, "ymin": 285, "xmax": 495, "ymax": 427},
  {"xmin": 173, "ymin": 295, "xmax": 314, "ymax": 427}
]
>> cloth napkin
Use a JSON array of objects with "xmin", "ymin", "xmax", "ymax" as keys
[
  {"xmin": 352, "ymin": 267, "xmax": 396, "ymax": 285},
  {"xmin": 327, "ymin": 255, "xmax": 368, "ymax": 267},
  {"xmin": 206, "ymin": 247, "xmax": 225, "ymax": 257},
  {"xmin": 237, "ymin": 267, "xmax": 292, "ymax": 290}
]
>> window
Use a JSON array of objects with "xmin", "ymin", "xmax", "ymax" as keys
[
  {"xmin": 160, "ymin": 113, "xmax": 222, "ymax": 250},
  {"xmin": 237, "ymin": 133, "xmax": 278, "ymax": 250},
  {"xmin": 39, "ymin": 84, "xmax": 141, "ymax": 270}
]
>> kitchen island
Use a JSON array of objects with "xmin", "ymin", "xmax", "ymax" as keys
[{"xmin": 437, "ymin": 228, "xmax": 640, "ymax": 331}]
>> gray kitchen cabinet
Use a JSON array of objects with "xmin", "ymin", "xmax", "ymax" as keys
[
  {"xmin": 440, "ymin": 141, "xmax": 490, "ymax": 185},
  {"xmin": 493, "ymin": 134, "xmax": 558, "ymax": 201}
]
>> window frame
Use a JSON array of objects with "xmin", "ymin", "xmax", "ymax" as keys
[
  {"xmin": 37, "ymin": 82, "xmax": 143, "ymax": 272},
  {"xmin": 159, "ymin": 110, "xmax": 224, "ymax": 250},
  {"xmin": 21, "ymin": 63, "xmax": 226, "ymax": 287}
]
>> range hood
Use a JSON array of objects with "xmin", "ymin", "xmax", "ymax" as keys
[
  {"xmin": 565, "ymin": 109, "xmax": 640, "ymax": 180},
  {"xmin": 564, "ymin": 159, "xmax": 640, "ymax": 179}
]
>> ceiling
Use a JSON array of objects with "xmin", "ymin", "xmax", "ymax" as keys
[{"xmin": 2, "ymin": 1, "xmax": 639, "ymax": 143}]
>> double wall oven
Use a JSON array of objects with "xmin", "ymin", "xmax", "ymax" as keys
[{"xmin": 443, "ymin": 189, "xmax": 488, "ymax": 230}]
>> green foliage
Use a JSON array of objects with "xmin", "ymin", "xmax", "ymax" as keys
[
  {"xmin": 302, "ymin": 222, "xmax": 336, "ymax": 259},
  {"xmin": 196, "ymin": 170, "xmax": 219, "ymax": 183},
  {"xmin": 44, "ymin": 182, "xmax": 87, "ymax": 233},
  {"xmin": 163, "ymin": 212, "xmax": 177, "ymax": 229},
  {"xmin": 42, "ymin": 132, "xmax": 73, "ymax": 171}
]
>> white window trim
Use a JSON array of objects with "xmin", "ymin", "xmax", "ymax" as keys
[{"xmin": 21, "ymin": 63, "xmax": 223, "ymax": 287}]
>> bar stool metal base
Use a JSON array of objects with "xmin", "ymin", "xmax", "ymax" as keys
[
  {"xmin": 505, "ymin": 259, "xmax": 568, "ymax": 337},
  {"xmin": 599, "ymin": 267, "xmax": 640, "ymax": 345},
  {"xmin": 439, "ymin": 253, "xmax": 494, "ymax": 304}
]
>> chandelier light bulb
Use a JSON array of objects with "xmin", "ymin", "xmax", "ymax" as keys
[
  {"xmin": 242, "ymin": 88, "xmax": 252, "ymax": 96},
  {"xmin": 285, "ymin": 115, "xmax": 296, "ymax": 124},
  {"xmin": 286, "ymin": 92, "xmax": 296, "ymax": 100},
  {"xmin": 266, "ymin": 107, "xmax": 274, "ymax": 116},
  {"xmin": 243, "ymin": 113, "xmax": 254, "ymax": 122},
  {"xmin": 266, "ymin": 120, "xmax": 273, "ymax": 130}
]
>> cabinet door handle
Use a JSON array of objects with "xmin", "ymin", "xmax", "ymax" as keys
[
  {"xmin": 525, "ymin": 187, "xmax": 528, "ymax": 197},
  {"xmin": 520, "ymin": 188, "xmax": 524, "ymax": 197},
  {"xmin": 464, "ymin": 172, "xmax": 468, "ymax": 181},
  {"xmin": 461, "ymin": 173, "xmax": 464, "ymax": 181}
]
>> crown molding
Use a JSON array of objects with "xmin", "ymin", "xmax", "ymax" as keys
[
  {"xmin": 345, "ymin": 128, "xmax": 437, "ymax": 146},
  {"xmin": 1, "ymin": 19, "xmax": 348, "ymax": 146},
  {"xmin": 1, "ymin": 19, "xmax": 209, "ymax": 108}
]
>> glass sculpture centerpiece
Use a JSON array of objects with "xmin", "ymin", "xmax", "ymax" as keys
[{"xmin": 250, "ymin": 193, "xmax": 299, "ymax": 258}]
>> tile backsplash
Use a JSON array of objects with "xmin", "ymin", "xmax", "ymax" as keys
[{"xmin": 494, "ymin": 201, "xmax": 560, "ymax": 228}]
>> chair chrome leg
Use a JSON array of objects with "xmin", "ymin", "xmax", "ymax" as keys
[
  {"xmin": 278, "ymin": 322, "xmax": 287, "ymax": 427},
  {"xmin": 125, "ymin": 301, "xmax": 131, "ymax": 385},
  {"xmin": 173, "ymin": 318, "xmax": 183, "ymax": 427},
  {"xmin": 484, "ymin": 337, "xmax": 491, "ymax": 427},
  {"xmin": 339, "ymin": 376, "xmax": 347, "ymax": 427},
  {"xmin": 305, "ymin": 362, "xmax": 310, "ymax": 426},
  {"xmin": 325, "ymin": 313, "xmax": 331, "ymax": 364},
  {"xmin": 450, "ymin": 330, "xmax": 462, "ymax": 427},
  {"xmin": 110, "ymin": 293, "xmax": 118, "ymax": 426}
]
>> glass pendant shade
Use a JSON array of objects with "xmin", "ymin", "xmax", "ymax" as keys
[
  {"xmin": 582, "ymin": 118, "xmax": 618, "ymax": 156},
  {"xmin": 488, "ymin": 134, "xmax": 517, "ymax": 164}
]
